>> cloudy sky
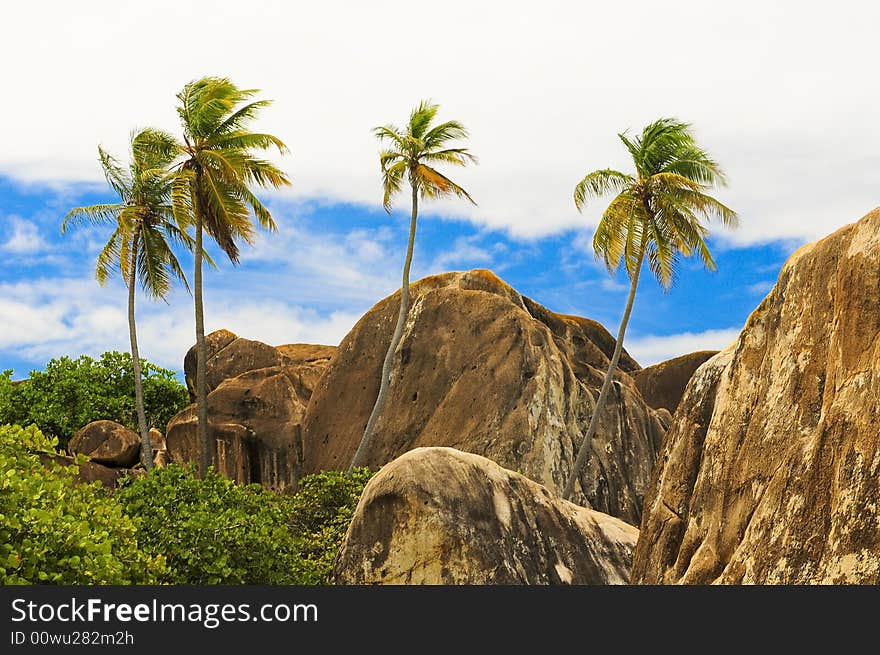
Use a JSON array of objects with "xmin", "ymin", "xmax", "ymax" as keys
[{"xmin": 1, "ymin": 1, "xmax": 877, "ymax": 376}]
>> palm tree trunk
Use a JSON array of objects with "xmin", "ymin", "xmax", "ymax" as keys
[
  {"xmin": 193, "ymin": 207, "xmax": 210, "ymax": 478},
  {"xmin": 562, "ymin": 242, "xmax": 646, "ymax": 501},
  {"xmin": 128, "ymin": 229, "xmax": 153, "ymax": 471},
  {"xmin": 348, "ymin": 180, "xmax": 419, "ymax": 472}
]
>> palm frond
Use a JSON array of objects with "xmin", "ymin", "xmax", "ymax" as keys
[
  {"xmin": 62, "ymin": 203, "xmax": 123, "ymax": 233},
  {"xmin": 573, "ymin": 169, "xmax": 634, "ymax": 211},
  {"xmin": 380, "ymin": 159, "xmax": 407, "ymax": 212},
  {"xmin": 94, "ymin": 226, "xmax": 124, "ymax": 286},
  {"xmin": 421, "ymin": 147, "xmax": 477, "ymax": 167},
  {"xmin": 422, "ymin": 120, "xmax": 469, "ymax": 150},
  {"xmin": 408, "ymin": 100, "xmax": 439, "ymax": 140},
  {"xmin": 414, "ymin": 164, "xmax": 476, "ymax": 205},
  {"xmin": 97, "ymin": 147, "xmax": 131, "ymax": 199}
]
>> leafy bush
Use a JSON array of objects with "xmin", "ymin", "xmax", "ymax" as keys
[
  {"xmin": 0, "ymin": 424, "xmax": 166, "ymax": 584},
  {"xmin": 283, "ymin": 468, "xmax": 374, "ymax": 583},
  {"xmin": 115, "ymin": 465, "xmax": 372, "ymax": 584},
  {"xmin": 0, "ymin": 351, "xmax": 189, "ymax": 449}
]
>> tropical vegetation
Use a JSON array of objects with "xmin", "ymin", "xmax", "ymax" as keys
[
  {"xmin": 349, "ymin": 100, "xmax": 477, "ymax": 471},
  {"xmin": 169, "ymin": 77, "xmax": 291, "ymax": 476},
  {"xmin": 0, "ymin": 423, "xmax": 372, "ymax": 585},
  {"xmin": 62, "ymin": 129, "xmax": 189, "ymax": 468},
  {"xmin": 0, "ymin": 352, "xmax": 188, "ymax": 450},
  {"xmin": 562, "ymin": 117, "xmax": 738, "ymax": 500}
]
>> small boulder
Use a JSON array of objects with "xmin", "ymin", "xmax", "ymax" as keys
[{"xmin": 69, "ymin": 420, "xmax": 141, "ymax": 468}]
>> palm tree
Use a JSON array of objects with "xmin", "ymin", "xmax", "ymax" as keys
[
  {"xmin": 348, "ymin": 100, "xmax": 477, "ymax": 472},
  {"xmin": 63, "ymin": 128, "xmax": 189, "ymax": 470},
  {"xmin": 561, "ymin": 118, "xmax": 738, "ymax": 501},
  {"xmin": 170, "ymin": 77, "xmax": 291, "ymax": 476}
]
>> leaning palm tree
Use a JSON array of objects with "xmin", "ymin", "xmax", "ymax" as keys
[
  {"xmin": 348, "ymin": 100, "xmax": 477, "ymax": 471},
  {"xmin": 170, "ymin": 77, "xmax": 291, "ymax": 476},
  {"xmin": 63, "ymin": 128, "xmax": 189, "ymax": 470},
  {"xmin": 562, "ymin": 118, "xmax": 738, "ymax": 501}
]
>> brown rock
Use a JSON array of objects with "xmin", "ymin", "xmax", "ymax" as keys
[
  {"xmin": 183, "ymin": 330, "xmax": 337, "ymax": 402},
  {"xmin": 148, "ymin": 428, "xmax": 167, "ymax": 468},
  {"xmin": 276, "ymin": 343, "xmax": 336, "ymax": 364},
  {"xmin": 40, "ymin": 453, "xmax": 133, "ymax": 489},
  {"xmin": 183, "ymin": 330, "xmax": 281, "ymax": 401},
  {"xmin": 333, "ymin": 447, "xmax": 638, "ymax": 584},
  {"xmin": 166, "ymin": 362, "xmax": 328, "ymax": 492},
  {"xmin": 69, "ymin": 420, "xmax": 141, "ymax": 467},
  {"xmin": 632, "ymin": 350, "xmax": 718, "ymax": 413},
  {"xmin": 302, "ymin": 269, "xmax": 665, "ymax": 525},
  {"xmin": 633, "ymin": 209, "xmax": 880, "ymax": 584},
  {"xmin": 147, "ymin": 427, "xmax": 165, "ymax": 452}
]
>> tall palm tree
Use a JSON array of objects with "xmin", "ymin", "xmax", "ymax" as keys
[
  {"xmin": 562, "ymin": 118, "xmax": 738, "ymax": 501},
  {"xmin": 348, "ymin": 100, "xmax": 477, "ymax": 471},
  {"xmin": 63, "ymin": 128, "xmax": 189, "ymax": 470},
  {"xmin": 170, "ymin": 77, "xmax": 291, "ymax": 476}
]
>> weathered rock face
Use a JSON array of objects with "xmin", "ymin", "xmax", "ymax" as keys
[
  {"xmin": 40, "ymin": 453, "xmax": 136, "ymax": 489},
  {"xmin": 68, "ymin": 420, "xmax": 141, "ymax": 467},
  {"xmin": 633, "ymin": 209, "xmax": 880, "ymax": 584},
  {"xmin": 148, "ymin": 428, "xmax": 167, "ymax": 468},
  {"xmin": 333, "ymin": 447, "xmax": 639, "ymax": 584},
  {"xmin": 633, "ymin": 351, "xmax": 718, "ymax": 413},
  {"xmin": 302, "ymin": 269, "xmax": 665, "ymax": 525},
  {"xmin": 168, "ymin": 333, "xmax": 335, "ymax": 492}
]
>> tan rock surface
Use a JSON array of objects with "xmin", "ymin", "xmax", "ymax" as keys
[
  {"xmin": 633, "ymin": 209, "xmax": 880, "ymax": 584},
  {"xmin": 632, "ymin": 350, "xmax": 719, "ymax": 413},
  {"xmin": 167, "ymin": 361, "xmax": 330, "ymax": 492},
  {"xmin": 68, "ymin": 420, "xmax": 141, "ymax": 467},
  {"xmin": 302, "ymin": 269, "xmax": 665, "ymax": 524},
  {"xmin": 333, "ymin": 447, "xmax": 638, "ymax": 584}
]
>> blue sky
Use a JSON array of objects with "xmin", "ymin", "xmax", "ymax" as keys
[
  {"xmin": 1, "ymin": 1, "xmax": 877, "ymax": 376},
  {"xmin": 0, "ymin": 175, "xmax": 795, "ymax": 377}
]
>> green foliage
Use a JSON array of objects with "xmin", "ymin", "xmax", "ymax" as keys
[
  {"xmin": 573, "ymin": 117, "xmax": 738, "ymax": 288},
  {"xmin": 284, "ymin": 468, "xmax": 374, "ymax": 583},
  {"xmin": 0, "ymin": 352, "xmax": 189, "ymax": 449},
  {"xmin": 0, "ymin": 424, "xmax": 166, "ymax": 585},
  {"xmin": 374, "ymin": 99, "xmax": 477, "ymax": 212},
  {"xmin": 115, "ymin": 465, "xmax": 372, "ymax": 585}
]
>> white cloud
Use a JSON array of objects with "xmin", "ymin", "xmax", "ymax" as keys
[
  {"xmin": 0, "ymin": 275, "xmax": 360, "ymax": 374},
  {"xmin": 423, "ymin": 235, "xmax": 495, "ymax": 274},
  {"xmin": 1, "ymin": 216, "xmax": 48, "ymax": 254},
  {"xmin": 746, "ymin": 281, "xmax": 775, "ymax": 296},
  {"xmin": 625, "ymin": 328, "xmax": 741, "ymax": 366},
  {"xmin": 1, "ymin": 1, "xmax": 878, "ymax": 246}
]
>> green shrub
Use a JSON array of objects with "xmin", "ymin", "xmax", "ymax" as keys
[
  {"xmin": 0, "ymin": 424, "xmax": 166, "ymax": 585},
  {"xmin": 0, "ymin": 351, "xmax": 189, "ymax": 449},
  {"xmin": 283, "ymin": 468, "xmax": 374, "ymax": 583},
  {"xmin": 116, "ymin": 465, "xmax": 371, "ymax": 584}
]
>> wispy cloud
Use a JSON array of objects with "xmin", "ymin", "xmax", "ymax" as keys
[
  {"xmin": 1, "ymin": 216, "xmax": 48, "ymax": 254},
  {"xmin": 0, "ymin": 275, "xmax": 360, "ymax": 374},
  {"xmin": 746, "ymin": 280, "xmax": 775, "ymax": 296},
  {"xmin": 625, "ymin": 328, "xmax": 740, "ymax": 366}
]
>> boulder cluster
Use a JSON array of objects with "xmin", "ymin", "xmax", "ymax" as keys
[
  {"xmin": 62, "ymin": 420, "xmax": 167, "ymax": 488},
  {"xmin": 67, "ymin": 209, "xmax": 880, "ymax": 584}
]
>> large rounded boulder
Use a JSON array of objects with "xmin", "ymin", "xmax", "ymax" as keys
[
  {"xmin": 633, "ymin": 209, "xmax": 880, "ymax": 584},
  {"xmin": 68, "ymin": 420, "xmax": 141, "ymax": 467},
  {"xmin": 333, "ymin": 447, "xmax": 638, "ymax": 584},
  {"xmin": 302, "ymin": 269, "xmax": 665, "ymax": 525}
]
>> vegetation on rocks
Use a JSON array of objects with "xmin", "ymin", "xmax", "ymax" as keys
[
  {"xmin": 0, "ymin": 424, "xmax": 166, "ymax": 585},
  {"xmin": 0, "ymin": 352, "xmax": 188, "ymax": 450},
  {"xmin": 0, "ymin": 422, "xmax": 371, "ymax": 585}
]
